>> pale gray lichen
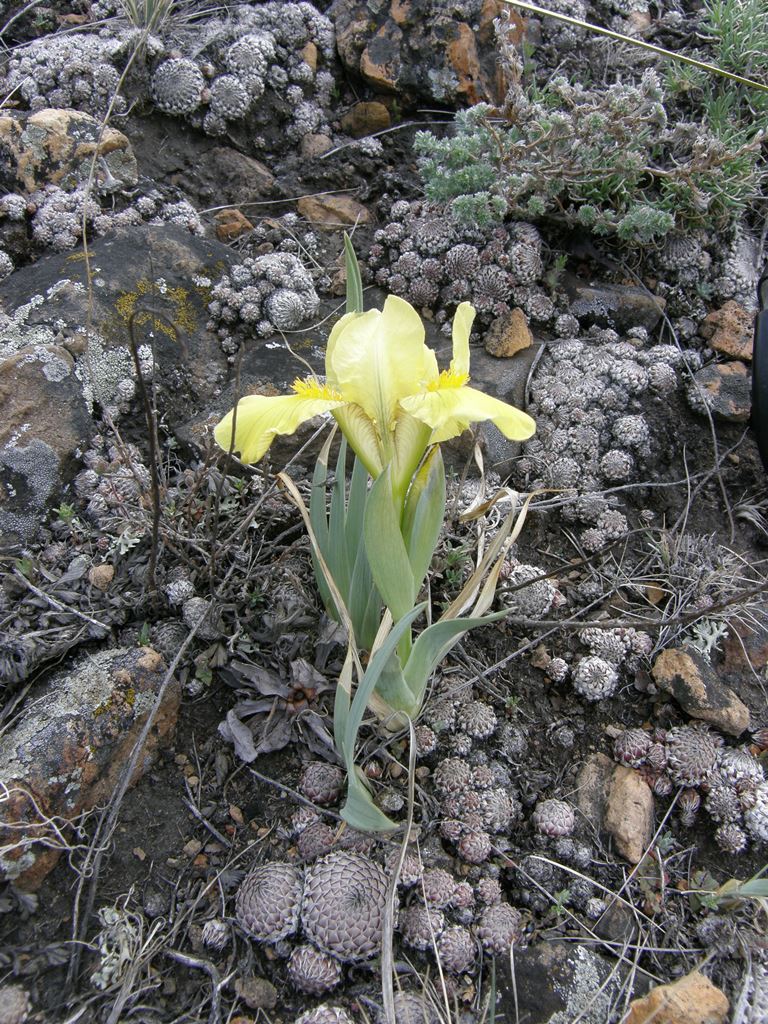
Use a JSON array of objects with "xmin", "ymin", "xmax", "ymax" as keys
[
  {"xmin": 0, "ymin": 438, "xmax": 60, "ymax": 542},
  {"xmin": 0, "ymin": 295, "xmax": 58, "ymax": 362},
  {"xmin": 0, "ymin": 648, "xmax": 135, "ymax": 815},
  {"xmin": 74, "ymin": 332, "xmax": 135, "ymax": 412},
  {"xmin": 549, "ymin": 945, "xmax": 621, "ymax": 1024}
]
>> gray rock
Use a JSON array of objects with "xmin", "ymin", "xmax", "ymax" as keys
[
  {"xmin": 0, "ymin": 224, "xmax": 235, "ymax": 545},
  {"xmin": 199, "ymin": 147, "xmax": 275, "ymax": 207},
  {"xmin": 495, "ymin": 941, "xmax": 648, "ymax": 1024},
  {"xmin": 686, "ymin": 361, "xmax": 751, "ymax": 423},
  {"xmin": 0, "ymin": 342, "xmax": 91, "ymax": 548},
  {"xmin": 0, "ymin": 646, "xmax": 180, "ymax": 890},
  {"xmin": 564, "ymin": 277, "xmax": 666, "ymax": 331},
  {"xmin": 331, "ymin": 0, "xmax": 504, "ymax": 106},
  {"xmin": 0, "ymin": 108, "xmax": 137, "ymax": 194}
]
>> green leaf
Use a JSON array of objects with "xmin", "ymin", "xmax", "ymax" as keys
[
  {"xmin": 348, "ymin": 541, "xmax": 381, "ymax": 651},
  {"xmin": 372, "ymin": 651, "xmax": 419, "ymax": 718},
  {"xmin": 344, "ymin": 232, "xmax": 364, "ymax": 315},
  {"xmin": 310, "ymin": 433, "xmax": 335, "ymax": 612},
  {"xmin": 342, "ymin": 604, "xmax": 424, "ymax": 762},
  {"xmin": 364, "ymin": 465, "xmax": 416, "ymax": 622},
  {"xmin": 333, "ymin": 647, "xmax": 353, "ymax": 757},
  {"xmin": 730, "ymin": 879, "xmax": 768, "ymax": 898},
  {"xmin": 401, "ymin": 610, "xmax": 508, "ymax": 714},
  {"xmin": 329, "ymin": 439, "xmax": 351, "ymax": 598},
  {"xmin": 345, "ymin": 456, "xmax": 369, "ymax": 569},
  {"xmin": 402, "ymin": 447, "xmax": 446, "ymax": 596},
  {"xmin": 337, "ymin": 606, "xmax": 424, "ymax": 832},
  {"xmin": 340, "ymin": 766, "xmax": 398, "ymax": 832}
]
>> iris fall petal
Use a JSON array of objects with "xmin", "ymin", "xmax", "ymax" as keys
[
  {"xmin": 214, "ymin": 392, "xmax": 343, "ymax": 463},
  {"xmin": 400, "ymin": 384, "xmax": 536, "ymax": 444}
]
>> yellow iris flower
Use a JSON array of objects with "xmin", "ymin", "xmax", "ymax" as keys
[{"xmin": 214, "ymin": 296, "xmax": 536, "ymax": 494}]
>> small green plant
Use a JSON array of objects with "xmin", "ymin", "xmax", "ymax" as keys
[
  {"xmin": 545, "ymin": 252, "xmax": 568, "ymax": 291},
  {"xmin": 546, "ymin": 888, "xmax": 571, "ymax": 920},
  {"xmin": 137, "ymin": 621, "xmax": 152, "ymax": 646},
  {"xmin": 55, "ymin": 503, "xmax": 76, "ymax": 524},
  {"xmin": 703, "ymin": 0, "xmax": 768, "ymax": 111},
  {"xmin": 414, "ymin": 64, "xmax": 765, "ymax": 243},
  {"xmin": 14, "ymin": 556, "xmax": 34, "ymax": 578},
  {"xmin": 439, "ymin": 542, "xmax": 472, "ymax": 590},
  {"xmin": 687, "ymin": 866, "xmax": 768, "ymax": 912}
]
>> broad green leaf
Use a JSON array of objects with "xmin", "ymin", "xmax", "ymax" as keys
[
  {"xmin": 278, "ymin": 471, "xmax": 365, "ymax": 683},
  {"xmin": 372, "ymin": 651, "xmax": 420, "ymax": 718},
  {"xmin": 402, "ymin": 446, "xmax": 446, "ymax": 595},
  {"xmin": 345, "ymin": 455, "xmax": 369, "ymax": 569},
  {"xmin": 337, "ymin": 606, "xmax": 423, "ymax": 832},
  {"xmin": 730, "ymin": 879, "xmax": 768, "ymax": 897},
  {"xmin": 344, "ymin": 232, "xmax": 364, "ymax": 315},
  {"xmin": 343, "ymin": 603, "xmax": 424, "ymax": 761},
  {"xmin": 402, "ymin": 610, "xmax": 508, "ymax": 713},
  {"xmin": 348, "ymin": 542, "xmax": 381, "ymax": 651},
  {"xmin": 333, "ymin": 645, "xmax": 353, "ymax": 753},
  {"xmin": 340, "ymin": 766, "xmax": 398, "ymax": 831},
  {"xmin": 364, "ymin": 465, "xmax": 416, "ymax": 621},
  {"xmin": 329, "ymin": 439, "xmax": 351, "ymax": 597},
  {"xmin": 309, "ymin": 433, "xmax": 335, "ymax": 612}
]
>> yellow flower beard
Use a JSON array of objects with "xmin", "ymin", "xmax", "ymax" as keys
[
  {"xmin": 292, "ymin": 376, "xmax": 342, "ymax": 400},
  {"xmin": 429, "ymin": 369, "xmax": 469, "ymax": 391}
]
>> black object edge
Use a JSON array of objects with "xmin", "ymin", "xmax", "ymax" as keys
[{"xmin": 753, "ymin": 269, "xmax": 768, "ymax": 471}]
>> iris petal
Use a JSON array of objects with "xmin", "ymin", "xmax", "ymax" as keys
[
  {"xmin": 400, "ymin": 384, "xmax": 536, "ymax": 444},
  {"xmin": 328, "ymin": 296, "xmax": 428, "ymax": 433},
  {"xmin": 332, "ymin": 404, "xmax": 385, "ymax": 479},
  {"xmin": 214, "ymin": 393, "xmax": 343, "ymax": 463},
  {"xmin": 451, "ymin": 302, "xmax": 474, "ymax": 378}
]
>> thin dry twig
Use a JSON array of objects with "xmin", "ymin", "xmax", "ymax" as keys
[
  {"xmin": 164, "ymin": 948, "xmax": 222, "ymax": 1024},
  {"xmin": 11, "ymin": 569, "xmax": 111, "ymax": 634}
]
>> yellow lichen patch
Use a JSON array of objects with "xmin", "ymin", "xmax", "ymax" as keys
[{"xmin": 114, "ymin": 277, "xmax": 198, "ymax": 340}]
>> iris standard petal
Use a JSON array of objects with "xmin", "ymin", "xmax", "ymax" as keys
[
  {"xmin": 214, "ymin": 392, "xmax": 343, "ymax": 464},
  {"xmin": 451, "ymin": 302, "xmax": 475, "ymax": 378},
  {"xmin": 324, "ymin": 310, "xmax": 358, "ymax": 389},
  {"xmin": 400, "ymin": 385, "xmax": 536, "ymax": 444},
  {"xmin": 328, "ymin": 295, "xmax": 428, "ymax": 432}
]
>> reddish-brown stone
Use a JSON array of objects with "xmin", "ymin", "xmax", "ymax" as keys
[
  {"xmin": 340, "ymin": 101, "xmax": 391, "ymax": 138},
  {"xmin": 700, "ymin": 301, "xmax": 753, "ymax": 361},
  {"xmin": 331, "ymin": 0, "xmax": 508, "ymax": 105},
  {"xmin": 297, "ymin": 195, "xmax": 370, "ymax": 227},
  {"xmin": 215, "ymin": 208, "xmax": 254, "ymax": 242}
]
